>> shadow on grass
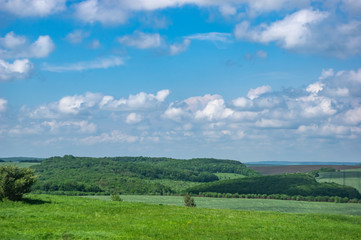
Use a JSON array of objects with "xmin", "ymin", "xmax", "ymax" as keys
[{"xmin": 22, "ymin": 197, "xmax": 51, "ymax": 205}]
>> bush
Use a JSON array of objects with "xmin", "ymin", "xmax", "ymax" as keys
[
  {"xmin": 110, "ymin": 193, "xmax": 123, "ymax": 202},
  {"xmin": 0, "ymin": 166, "xmax": 37, "ymax": 201},
  {"xmin": 184, "ymin": 194, "xmax": 196, "ymax": 207}
]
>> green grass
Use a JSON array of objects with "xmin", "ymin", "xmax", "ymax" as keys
[
  {"xmin": 0, "ymin": 162, "xmax": 40, "ymax": 168},
  {"xmin": 86, "ymin": 195, "xmax": 361, "ymax": 215},
  {"xmin": 145, "ymin": 179, "xmax": 200, "ymax": 192},
  {"xmin": 215, "ymin": 173, "xmax": 246, "ymax": 180},
  {"xmin": 317, "ymin": 171, "xmax": 361, "ymax": 193},
  {"xmin": 1, "ymin": 194, "xmax": 361, "ymax": 239}
]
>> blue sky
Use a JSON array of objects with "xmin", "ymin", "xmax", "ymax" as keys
[{"xmin": 0, "ymin": 0, "xmax": 361, "ymax": 162}]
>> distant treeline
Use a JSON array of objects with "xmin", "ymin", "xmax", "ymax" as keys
[
  {"xmin": 32, "ymin": 155, "xmax": 259, "ymax": 195},
  {"xmin": 196, "ymin": 192, "xmax": 361, "ymax": 203},
  {"xmin": 186, "ymin": 174, "xmax": 361, "ymax": 199}
]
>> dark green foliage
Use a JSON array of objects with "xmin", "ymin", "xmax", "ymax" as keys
[
  {"xmin": 110, "ymin": 193, "xmax": 123, "ymax": 202},
  {"xmin": 0, "ymin": 166, "xmax": 37, "ymax": 201},
  {"xmin": 31, "ymin": 155, "xmax": 257, "ymax": 195},
  {"xmin": 309, "ymin": 167, "xmax": 336, "ymax": 177},
  {"xmin": 186, "ymin": 173, "xmax": 361, "ymax": 199},
  {"xmin": 0, "ymin": 159, "xmax": 5, "ymax": 162},
  {"xmin": 184, "ymin": 194, "xmax": 196, "ymax": 207}
]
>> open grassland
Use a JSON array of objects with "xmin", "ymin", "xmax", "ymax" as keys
[
  {"xmin": 249, "ymin": 165, "xmax": 361, "ymax": 175},
  {"xmin": 1, "ymin": 194, "xmax": 361, "ymax": 240},
  {"xmin": 214, "ymin": 173, "xmax": 246, "ymax": 180},
  {"xmin": 87, "ymin": 195, "xmax": 361, "ymax": 215},
  {"xmin": 317, "ymin": 171, "xmax": 361, "ymax": 193},
  {"xmin": 0, "ymin": 162, "xmax": 40, "ymax": 168}
]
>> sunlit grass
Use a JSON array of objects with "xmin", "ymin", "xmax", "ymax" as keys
[{"xmin": 1, "ymin": 194, "xmax": 361, "ymax": 239}]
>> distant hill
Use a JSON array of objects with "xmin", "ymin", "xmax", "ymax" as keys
[
  {"xmin": 246, "ymin": 161, "xmax": 361, "ymax": 166},
  {"xmin": 1, "ymin": 157, "xmax": 44, "ymax": 162},
  {"xmin": 31, "ymin": 155, "xmax": 259, "ymax": 195},
  {"xmin": 186, "ymin": 173, "xmax": 361, "ymax": 199},
  {"xmin": 248, "ymin": 165, "xmax": 361, "ymax": 176}
]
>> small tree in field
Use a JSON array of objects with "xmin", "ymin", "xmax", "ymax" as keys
[
  {"xmin": 184, "ymin": 194, "xmax": 196, "ymax": 207},
  {"xmin": 0, "ymin": 166, "xmax": 37, "ymax": 201}
]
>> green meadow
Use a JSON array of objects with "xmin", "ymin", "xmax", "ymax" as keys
[
  {"xmin": 87, "ymin": 195, "xmax": 361, "ymax": 215},
  {"xmin": 317, "ymin": 171, "xmax": 361, "ymax": 193},
  {"xmin": 1, "ymin": 194, "xmax": 361, "ymax": 240}
]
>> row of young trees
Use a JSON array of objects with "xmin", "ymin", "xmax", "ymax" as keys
[{"xmin": 196, "ymin": 192, "xmax": 361, "ymax": 203}]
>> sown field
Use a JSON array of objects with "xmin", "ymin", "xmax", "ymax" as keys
[
  {"xmin": 214, "ymin": 173, "xmax": 246, "ymax": 180},
  {"xmin": 0, "ymin": 162, "xmax": 40, "ymax": 168},
  {"xmin": 317, "ymin": 171, "xmax": 361, "ymax": 193},
  {"xmin": 86, "ymin": 195, "xmax": 361, "ymax": 215},
  {"xmin": 1, "ymin": 194, "xmax": 361, "ymax": 240},
  {"xmin": 249, "ymin": 165, "xmax": 361, "ymax": 175}
]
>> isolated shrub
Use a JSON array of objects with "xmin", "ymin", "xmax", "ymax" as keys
[
  {"xmin": 110, "ymin": 193, "xmax": 123, "ymax": 202},
  {"xmin": 184, "ymin": 194, "xmax": 196, "ymax": 207},
  {"xmin": 0, "ymin": 166, "xmax": 37, "ymax": 201}
]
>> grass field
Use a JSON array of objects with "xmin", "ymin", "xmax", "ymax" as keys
[
  {"xmin": 214, "ymin": 173, "xmax": 245, "ymax": 180},
  {"xmin": 86, "ymin": 195, "xmax": 361, "ymax": 215},
  {"xmin": 317, "ymin": 171, "xmax": 361, "ymax": 193},
  {"xmin": 1, "ymin": 194, "xmax": 361, "ymax": 239},
  {"xmin": 0, "ymin": 162, "xmax": 40, "ymax": 168}
]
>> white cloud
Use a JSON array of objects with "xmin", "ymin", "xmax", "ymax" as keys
[
  {"xmin": 186, "ymin": 32, "xmax": 232, "ymax": 43},
  {"xmin": 0, "ymin": 0, "xmax": 66, "ymax": 17},
  {"xmin": 43, "ymin": 56, "xmax": 124, "ymax": 72},
  {"xmin": 219, "ymin": 4, "xmax": 237, "ymax": 16},
  {"xmin": 65, "ymin": 30, "xmax": 90, "ymax": 44},
  {"xmin": 42, "ymin": 120, "xmax": 97, "ymax": 133},
  {"xmin": 163, "ymin": 104, "xmax": 185, "ymax": 121},
  {"xmin": 0, "ymin": 98, "xmax": 7, "ymax": 112},
  {"xmin": 126, "ymin": 113, "xmax": 143, "ymax": 124},
  {"xmin": 195, "ymin": 99, "xmax": 235, "ymax": 121},
  {"xmin": 169, "ymin": 39, "xmax": 191, "ymax": 55},
  {"xmin": 58, "ymin": 93, "xmax": 102, "ymax": 114},
  {"xmin": 100, "ymin": 90, "xmax": 170, "ymax": 110},
  {"xmin": 235, "ymin": 9, "xmax": 328, "ymax": 48},
  {"xmin": 306, "ymin": 82, "xmax": 324, "ymax": 94},
  {"xmin": 80, "ymin": 130, "xmax": 138, "ymax": 144},
  {"xmin": 233, "ymin": 97, "xmax": 253, "ymax": 108},
  {"xmin": 255, "ymin": 119, "xmax": 288, "ymax": 128},
  {"xmin": 118, "ymin": 31, "xmax": 162, "ymax": 49},
  {"xmin": 247, "ymin": 85, "xmax": 272, "ymax": 100},
  {"xmin": 0, "ymin": 32, "xmax": 55, "ymax": 59},
  {"xmin": 74, "ymin": 0, "xmax": 128, "ymax": 25},
  {"xmin": 89, "ymin": 39, "xmax": 101, "ymax": 49},
  {"xmin": 344, "ymin": 107, "xmax": 361, "ymax": 125},
  {"xmin": 0, "ymin": 59, "xmax": 33, "ymax": 81}
]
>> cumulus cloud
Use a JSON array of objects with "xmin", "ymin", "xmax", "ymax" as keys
[
  {"xmin": 0, "ymin": 59, "xmax": 33, "ymax": 81},
  {"xmin": 27, "ymin": 90, "xmax": 170, "ymax": 119},
  {"xmin": 100, "ymin": 89, "xmax": 170, "ymax": 110},
  {"xmin": 234, "ymin": 9, "xmax": 328, "ymax": 49},
  {"xmin": 65, "ymin": 30, "xmax": 90, "ymax": 44},
  {"xmin": 186, "ymin": 32, "xmax": 232, "ymax": 43},
  {"xmin": 0, "ymin": 0, "xmax": 66, "ymax": 17},
  {"xmin": 247, "ymin": 85, "xmax": 272, "ymax": 100},
  {"xmin": 195, "ymin": 98, "xmax": 235, "ymax": 121},
  {"xmin": 80, "ymin": 130, "xmax": 138, "ymax": 144},
  {"xmin": 0, "ymin": 98, "xmax": 8, "ymax": 112},
  {"xmin": 0, "ymin": 32, "xmax": 55, "ymax": 59},
  {"xmin": 168, "ymin": 39, "xmax": 191, "ymax": 55},
  {"xmin": 43, "ymin": 56, "xmax": 124, "ymax": 72},
  {"xmin": 42, "ymin": 120, "xmax": 97, "ymax": 133},
  {"xmin": 73, "ymin": 0, "xmax": 312, "ymax": 25},
  {"xmin": 126, "ymin": 113, "xmax": 143, "ymax": 124},
  {"xmin": 118, "ymin": 31, "xmax": 162, "ymax": 49}
]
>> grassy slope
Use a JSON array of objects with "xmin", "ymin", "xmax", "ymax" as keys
[
  {"xmin": 87, "ymin": 195, "xmax": 361, "ymax": 215},
  {"xmin": 1, "ymin": 194, "xmax": 361, "ymax": 240},
  {"xmin": 0, "ymin": 162, "xmax": 40, "ymax": 168},
  {"xmin": 317, "ymin": 171, "xmax": 361, "ymax": 193}
]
